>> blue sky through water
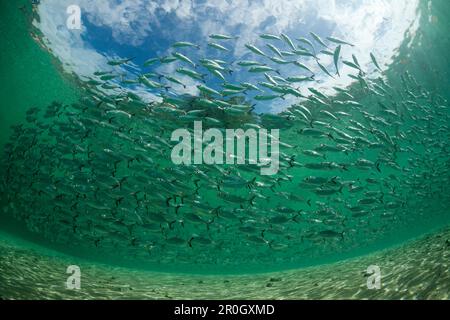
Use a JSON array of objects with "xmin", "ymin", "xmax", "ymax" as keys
[{"xmin": 33, "ymin": 0, "xmax": 420, "ymax": 113}]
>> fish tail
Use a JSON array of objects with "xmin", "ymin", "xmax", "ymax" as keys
[
  {"xmin": 215, "ymin": 206, "xmax": 222, "ymax": 217},
  {"xmin": 376, "ymin": 161, "xmax": 381, "ymax": 173},
  {"xmin": 261, "ymin": 229, "xmax": 266, "ymax": 238},
  {"xmin": 248, "ymin": 195, "xmax": 256, "ymax": 206},
  {"xmin": 292, "ymin": 211, "xmax": 302, "ymax": 223}
]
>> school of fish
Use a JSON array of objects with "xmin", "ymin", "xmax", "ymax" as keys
[{"xmin": 1, "ymin": 31, "xmax": 449, "ymax": 271}]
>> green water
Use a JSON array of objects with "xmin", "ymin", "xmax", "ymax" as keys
[
  {"xmin": 0, "ymin": 0, "xmax": 449, "ymax": 276},
  {"xmin": 0, "ymin": 0, "xmax": 80, "ymax": 148}
]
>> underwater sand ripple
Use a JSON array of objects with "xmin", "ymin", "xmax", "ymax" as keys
[{"xmin": 0, "ymin": 227, "xmax": 449, "ymax": 300}]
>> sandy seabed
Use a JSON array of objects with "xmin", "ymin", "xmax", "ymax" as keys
[{"xmin": 0, "ymin": 227, "xmax": 449, "ymax": 300}]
